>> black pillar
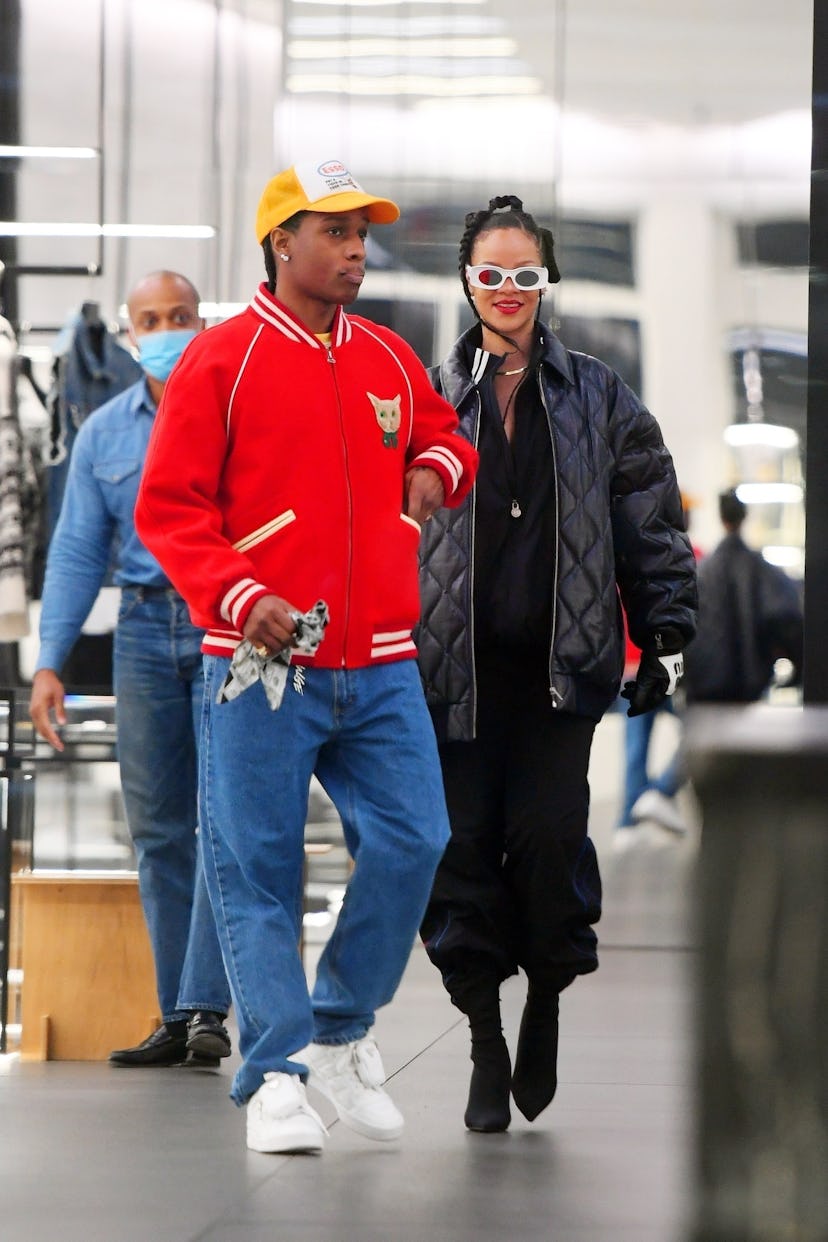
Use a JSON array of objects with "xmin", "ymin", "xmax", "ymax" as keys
[
  {"xmin": 804, "ymin": 0, "xmax": 828, "ymax": 704},
  {"xmin": 0, "ymin": 0, "xmax": 21, "ymax": 326}
]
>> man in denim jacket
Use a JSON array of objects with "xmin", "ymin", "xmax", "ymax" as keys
[{"xmin": 29, "ymin": 271, "xmax": 231, "ymax": 1067}]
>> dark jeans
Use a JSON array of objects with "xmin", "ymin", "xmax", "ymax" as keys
[
  {"xmin": 421, "ymin": 652, "xmax": 602, "ymax": 1005},
  {"xmin": 114, "ymin": 588, "xmax": 230, "ymax": 1023}
]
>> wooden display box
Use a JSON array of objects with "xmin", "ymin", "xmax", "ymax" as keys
[{"xmin": 13, "ymin": 871, "xmax": 159, "ymax": 1061}]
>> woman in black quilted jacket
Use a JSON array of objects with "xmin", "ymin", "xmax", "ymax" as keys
[{"xmin": 417, "ymin": 195, "xmax": 697, "ymax": 1133}]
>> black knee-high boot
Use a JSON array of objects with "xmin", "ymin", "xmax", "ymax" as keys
[
  {"xmin": 511, "ymin": 985, "xmax": 559, "ymax": 1121},
  {"xmin": 454, "ymin": 979, "xmax": 511, "ymax": 1133}
]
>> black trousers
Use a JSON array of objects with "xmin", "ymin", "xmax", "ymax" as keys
[{"xmin": 421, "ymin": 652, "xmax": 602, "ymax": 1007}]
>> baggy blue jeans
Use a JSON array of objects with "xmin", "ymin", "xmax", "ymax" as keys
[
  {"xmin": 198, "ymin": 656, "xmax": 451, "ymax": 1106},
  {"xmin": 114, "ymin": 588, "xmax": 230, "ymax": 1023}
]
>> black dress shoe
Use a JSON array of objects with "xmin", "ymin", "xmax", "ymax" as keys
[
  {"xmin": 109, "ymin": 1022, "xmax": 189, "ymax": 1067},
  {"xmin": 186, "ymin": 1011, "xmax": 231, "ymax": 1059}
]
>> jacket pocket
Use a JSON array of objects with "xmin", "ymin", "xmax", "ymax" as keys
[
  {"xmin": 232, "ymin": 508, "xmax": 296, "ymax": 553},
  {"xmin": 92, "ymin": 457, "xmax": 141, "ymax": 486}
]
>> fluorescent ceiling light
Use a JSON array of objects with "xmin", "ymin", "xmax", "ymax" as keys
[
  {"xmin": 0, "ymin": 222, "xmax": 215, "ymax": 238},
  {"xmin": 0, "ymin": 145, "xmax": 97, "ymax": 159},
  {"xmin": 735, "ymin": 482, "xmax": 803, "ymax": 505},
  {"xmin": 293, "ymin": 0, "xmax": 483, "ymax": 6},
  {"xmin": 762, "ymin": 546, "xmax": 803, "ymax": 569},
  {"xmin": 290, "ymin": 15, "xmax": 501, "ymax": 35},
  {"xmin": 288, "ymin": 37, "xmax": 517, "ymax": 58},
  {"xmin": 289, "ymin": 57, "xmax": 524, "ymax": 74},
  {"xmin": 723, "ymin": 422, "xmax": 800, "ymax": 450},
  {"xmin": 286, "ymin": 73, "xmax": 541, "ymax": 96}
]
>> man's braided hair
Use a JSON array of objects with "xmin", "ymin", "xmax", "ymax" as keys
[{"xmin": 261, "ymin": 211, "xmax": 308, "ymax": 293}]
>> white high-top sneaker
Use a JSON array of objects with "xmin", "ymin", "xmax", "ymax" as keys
[
  {"xmin": 301, "ymin": 1035, "xmax": 404, "ymax": 1141},
  {"xmin": 246, "ymin": 1071, "xmax": 327, "ymax": 1154}
]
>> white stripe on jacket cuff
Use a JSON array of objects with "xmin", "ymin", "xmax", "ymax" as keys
[
  {"xmin": 220, "ymin": 577, "xmax": 267, "ymax": 627},
  {"xmin": 411, "ymin": 445, "xmax": 462, "ymax": 494}
]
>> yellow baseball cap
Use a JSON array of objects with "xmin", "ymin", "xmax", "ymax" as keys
[{"xmin": 255, "ymin": 159, "xmax": 400, "ymax": 242}]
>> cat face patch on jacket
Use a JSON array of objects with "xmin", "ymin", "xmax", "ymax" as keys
[{"xmin": 367, "ymin": 392, "xmax": 402, "ymax": 448}]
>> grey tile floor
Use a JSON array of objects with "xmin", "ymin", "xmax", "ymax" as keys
[{"xmin": 1, "ymin": 712, "xmax": 699, "ymax": 1242}]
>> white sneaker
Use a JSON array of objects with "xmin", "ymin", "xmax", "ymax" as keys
[
  {"xmin": 612, "ymin": 825, "xmax": 650, "ymax": 853},
  {"xmin": 630, "ymin": 788, "xmax": 688, "ymax": 836},
  {"xmin": 246, "ymin": 1071, "xmax": 327, "ymax": 1154},
  {"xmin": 301, "ymin": 1035, "xmax": 404, "ymax": 1141}
]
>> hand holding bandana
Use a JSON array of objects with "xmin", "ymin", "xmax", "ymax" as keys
[{"xmin": 217, "ymin": 600, "xmax": 329, "ymax": 710}]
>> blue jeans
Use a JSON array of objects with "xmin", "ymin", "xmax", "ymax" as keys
[
  {"xmin": 198, "ymin": 656, "xmax": 451, "ymax": 1106},
  {"xmin": 114, "ymin": 588, "xmax": 230, "ymax": 1024},
  {"xmin": 618, "ymin": 697, "xmax": 681, "ymax": 827}
]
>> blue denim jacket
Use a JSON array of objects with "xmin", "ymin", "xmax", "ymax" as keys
[{"xmin": 36, "ymin": 379, "xmax": 174, "ymax": 674}]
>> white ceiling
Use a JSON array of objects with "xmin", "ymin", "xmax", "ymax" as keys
[
  {"xmin": 7, "ymin": 0, "xmax": 815, "ymax": 330},
  {"xmin": 236, "ymin": 0, "xmax": 814, "ymax": 126},
  {"xmin": 502, "ymin": 0, "xmax": 813, "ymax": 126}
]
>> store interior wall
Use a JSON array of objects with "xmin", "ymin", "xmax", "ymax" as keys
[{"xmin": 3, "ymin": 0, "xmax": 813, "ymax": 565}]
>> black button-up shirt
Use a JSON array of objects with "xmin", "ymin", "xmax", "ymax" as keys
[{"xmin": 470, "ymin": 346, "xmax": 557, "ymax": 654}]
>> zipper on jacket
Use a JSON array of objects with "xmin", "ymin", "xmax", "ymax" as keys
[
  {"xmin": 326, "ymin": 346, "xmax": 354, "ymax": 665},
  {"xmin": 538, "ymin": 373, "xmax": 562, "ymax": 708},
  {"xmin": 469, "ymin": 392, "xmax": 482, "ymax": 736}
]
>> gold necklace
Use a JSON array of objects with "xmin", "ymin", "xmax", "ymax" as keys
[{"xmin": 495, "ymin": 364, "xmax": 528, "ymax": 377}]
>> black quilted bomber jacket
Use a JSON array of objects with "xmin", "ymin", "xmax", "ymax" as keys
[{"xmin": 416, "ymin": 325, "xmax": 698, "ymax": 741}]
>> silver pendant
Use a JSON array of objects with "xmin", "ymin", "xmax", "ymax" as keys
[{"xmin": 510, "ymin": 499, "xmax": 522, "ymax": 518}]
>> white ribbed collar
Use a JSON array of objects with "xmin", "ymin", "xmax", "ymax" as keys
[{"xmin": 249, "ymin": 284, "xmax": 352, "ymax": 348}]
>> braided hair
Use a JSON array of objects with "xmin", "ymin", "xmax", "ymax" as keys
[
  {"xmin": 459, "ymin": 195, "xmax": 560, "ymax": 328},
  {"xmin": 261, "ymin": 211, "xmax": 308, "ymax": 293},
  {"xmin": 262, "ymin": 239, "xmax": 278, "ymax": 292}
]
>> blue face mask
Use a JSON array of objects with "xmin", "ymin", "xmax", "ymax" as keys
[{"xmin": 137, "ymin": 328, "xmax": 197, "ymax": 381}]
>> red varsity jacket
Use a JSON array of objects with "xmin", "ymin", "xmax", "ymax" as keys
[{"xmin": 135, "ymin": 284, "xmax": 478, "ymax": 667}]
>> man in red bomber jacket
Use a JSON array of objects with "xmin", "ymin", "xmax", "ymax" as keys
[{"xmin": 135, "ymin": 159, "xmax": 478, "ymax": 1156}]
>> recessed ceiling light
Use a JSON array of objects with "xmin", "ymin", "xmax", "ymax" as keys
[
  {"xmin": 723, "ymin": 423, "xmax": 799, "ymax": 449},
  {"xmin": 735, "ymin": 482, "xmax": 803, "ymax": 504}
]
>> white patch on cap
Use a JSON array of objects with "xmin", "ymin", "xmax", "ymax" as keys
[{"xmin": 294, "ymin": 158, "xmax": 365, "ymax": 204}]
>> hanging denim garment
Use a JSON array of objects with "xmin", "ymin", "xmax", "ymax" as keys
[{"xmin": 44, "ymin": 305, "xmax": 142, "ymax": 541}]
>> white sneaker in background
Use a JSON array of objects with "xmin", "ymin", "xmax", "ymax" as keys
[
  {"xmin": 630, "ymin": 788, "xmax": 688, "ymax": 836},
  {"xmin": 611, "ymin": 825, "xmax": 650, "ymax": 853},
  {"xmin": 301, "ymin": 1034, "xmax": 404, "ymax": 1141},
  {"xmin": 246, "ymin": 1071, "xmax": 327, "ymax": 1154}
]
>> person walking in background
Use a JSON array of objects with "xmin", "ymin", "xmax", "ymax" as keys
[
  {"xmin": 417, "ymin": 194, "xmax": 697, "ymax": 1134},
  {"xmin": 135, "ymin": 160, "xmax": 478, "ymax": 1155},
  {"xmin": 683, "ymin": 487, "xmax": 802, "ymax": 704},
  {"xmin": 615, "ymin": 491, "xmax": 702, "ymax": 845},
  {"xmin": 29, "ymin": 271, "xmax": 232, "ymax": 1067}
]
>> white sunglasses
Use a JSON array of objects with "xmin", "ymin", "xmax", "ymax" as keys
[{"xmin": 465, "ymin": 264, "xmax": 549, "ymax": 291}]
